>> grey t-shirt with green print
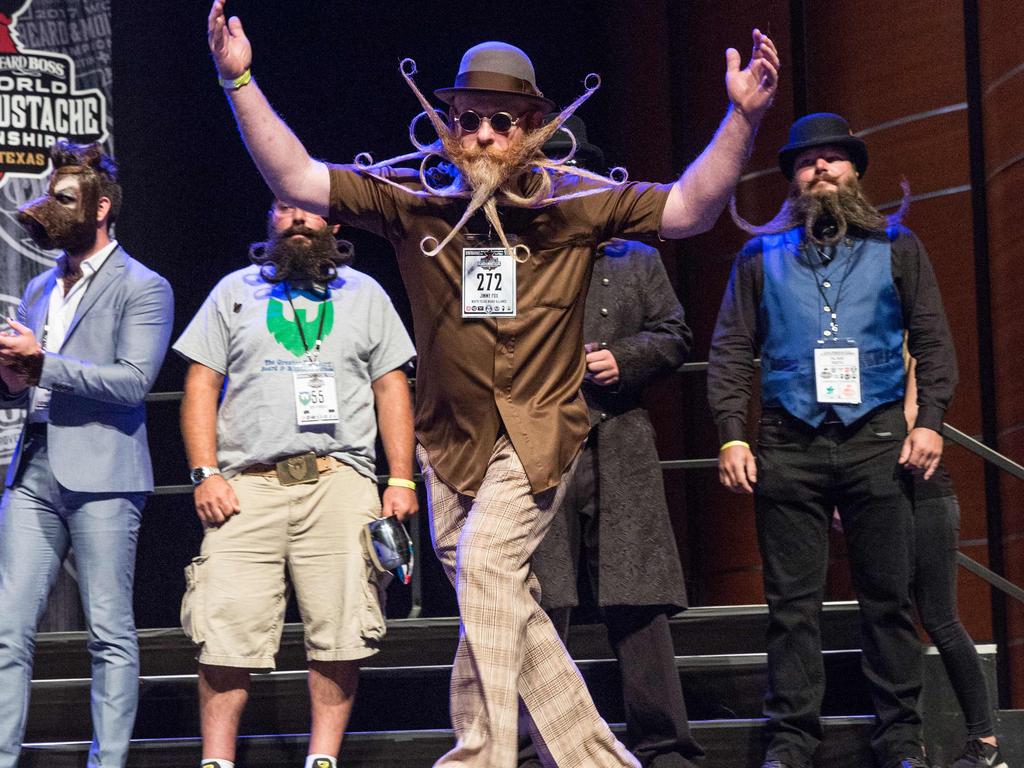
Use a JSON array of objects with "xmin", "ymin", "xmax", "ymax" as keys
[{"xmin": 173, "ymin": 264, "xmax": 415, "ymax": 480}]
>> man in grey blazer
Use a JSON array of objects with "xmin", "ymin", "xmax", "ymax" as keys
[{"xmin": 0, "ymin": 141, "xmax": 173, "ymax": 768}]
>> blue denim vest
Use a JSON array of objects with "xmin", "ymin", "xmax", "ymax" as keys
[{"xmin": 759, "ymin": 228, "xmax": 905, "ymax": 427}]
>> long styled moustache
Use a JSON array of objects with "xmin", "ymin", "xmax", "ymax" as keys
[
  {"xmin": 730, "ymin": 174, "xmax": 903, "ymax": 246},
  {"xmin": 249, "ymin": 226, "xmax": 353, "ymax": 284}
]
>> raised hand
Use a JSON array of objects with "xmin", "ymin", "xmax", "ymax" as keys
[
  {"xmin": 725, "ymin": 28, "xmax": 780, "ymax": 125},
  {"xmin": 207, "ymin": 0, "xmax": 252, "ymax": 79}
]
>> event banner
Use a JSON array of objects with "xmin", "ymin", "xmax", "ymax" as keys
[{"xmin": 0, "ymin": 0, "xmax": 111, "ymax": 469}]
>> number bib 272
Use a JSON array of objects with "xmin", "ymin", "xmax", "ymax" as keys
[{"xmin": 462, "ymin": 247, "xmax": 516, "ymax": 318}]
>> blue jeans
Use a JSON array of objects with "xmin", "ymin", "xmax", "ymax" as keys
[{"xmin": 0, "ymin": 432, "xmax": 144, "ymax": 768}]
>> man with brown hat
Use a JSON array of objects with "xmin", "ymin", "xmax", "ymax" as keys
[
  {"xmin": 206, "ymin": 2, "xmax": 778, "ymax": 765},
  {"xmin": 708, "ymin": 112, "xmax": 957, "ymax": 768}
]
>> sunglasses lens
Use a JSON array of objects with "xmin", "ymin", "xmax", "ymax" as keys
[
  {"xmin": 458, "ymin": 111, "xmax": 481, "ymax": 132},
  {"xmin": 490, "ymin": 113, "xmax": 514, "ymax": 133}
]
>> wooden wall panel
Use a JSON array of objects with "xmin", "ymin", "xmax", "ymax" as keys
[
  {"xmin": 803, "ymin": 0, "xmax": 966, "ymax": 124},
  {"xmin": 978, "ymin": 0, "xmax": 1024, "ymax": 704},
  {"xmin": 598, "ymin": 4, "xmax": 1018, "ymax": 708}
]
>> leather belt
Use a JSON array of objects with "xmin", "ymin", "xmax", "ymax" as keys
[{"xmin": 242, "ymin": 454, "xmax": 339, "ymax": 476}]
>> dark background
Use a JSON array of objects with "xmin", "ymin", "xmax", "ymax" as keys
[{"xmin": 103, "ymin": 1, "xmax": 1024, "ymax": 704}]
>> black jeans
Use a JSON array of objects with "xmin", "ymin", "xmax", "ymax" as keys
[
  {"xmin": 518, "ymin": 442, "xmax": 703, "ymax": 768},
  {"xmin": 755, "ymin": 404, "xmax": 923, "ymax": 767},
  {"xmin": 914, "ymin": 494, "xmax": 994, "ymax": 738}
]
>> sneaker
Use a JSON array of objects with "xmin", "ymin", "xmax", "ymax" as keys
[{"xmin": 953, "ymin": 739, "xmax": 1008, "ymax": 768}]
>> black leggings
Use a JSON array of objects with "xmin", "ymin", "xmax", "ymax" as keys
[{"xmin": 913, "ymin": 494, "xmax": 994, "ymax": 738}]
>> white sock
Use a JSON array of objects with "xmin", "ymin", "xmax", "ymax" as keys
[
  {"xmin": 201, "ymin": 760, "xmax": 234, "ymax": 768},
  {"xmin": 305, "ymin": 755, "xmax": 336, "ymax": 768}
]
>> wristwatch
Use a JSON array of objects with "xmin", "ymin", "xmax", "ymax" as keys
[{"xmin": 189, "ymin": 466, "xmax": 222, "ymax": 486}]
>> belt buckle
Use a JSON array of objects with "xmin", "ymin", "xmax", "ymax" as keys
[{"xmin": 275, "ymin": 451, "xmax": 319, "ymax": 486}]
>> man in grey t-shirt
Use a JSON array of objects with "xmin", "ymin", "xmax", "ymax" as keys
[{"xmin": 173, "ymin": 199, "xmax": 416, "ymax": 768}]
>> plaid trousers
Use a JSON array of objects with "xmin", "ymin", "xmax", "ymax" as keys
[{"xmin": 418, "ymin": 436, "xmax": 638, "ymax": 768}]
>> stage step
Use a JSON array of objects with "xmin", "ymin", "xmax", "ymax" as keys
[
  {"xmin": 20, "ymin": 717, "xmax": 878, "ymax": 768},
  {"xmin": 28, "ymin": 602, "xmax": 864, "ymax": 679},
  {"xmin": 21, "ymin": 606, "xmax": 1016, "ymax": 766},
  {"xmin": 24, "ymin": 650, "xmax": 895, "ymax": 741}
]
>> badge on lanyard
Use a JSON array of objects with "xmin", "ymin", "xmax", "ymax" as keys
[
  {"xmin": 814, "ymin": 338, "xmax": 861, "ymax": 404},
  {"xmin": 462, "ymin": 247, "xmax": 516, "ymax": 318},
  {"xmin": 293, "ymin": 362, "xmax": 339, "ymax": 425},
  {"xmin": 284, "ymin": 282, "xmax": 339, "ymax": 424}
]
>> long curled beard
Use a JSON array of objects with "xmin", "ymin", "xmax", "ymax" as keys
[
  {"xmin": 731, "ymin": 174, "xmax": 902, "ymax": 246},
  {"xmin": 354, "ymin": 59, "xmax": 622, "ymax": 259},
  {"xmin": 441, "ymin": 121, "xmax": 560, "ymax": 200},
  {"xmin": 249, "ymin": 226, "xmax": 353, "ymax": 284}
]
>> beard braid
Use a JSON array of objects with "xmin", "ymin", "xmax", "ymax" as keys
[
  {"xmin": 730, "ymin": 174, "xmax": 905, "ymax": 246},
  {"xmin": 249, "ymin": 226, "xmax": 354, "ymax": 284}
]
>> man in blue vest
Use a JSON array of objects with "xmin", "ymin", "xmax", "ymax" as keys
[{"xmin": 707, "ymin": 113, "xmax": 957, "ymax": 768}]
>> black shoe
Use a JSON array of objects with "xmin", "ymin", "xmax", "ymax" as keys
[{"xmin": 953, "ymin": 739, "xmax": 1008, "ymax": 768}]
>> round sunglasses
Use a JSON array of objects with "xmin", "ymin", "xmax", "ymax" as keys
[{"xmin": 454, "ymin": 110, "xmax": 522, "ymax": 135}]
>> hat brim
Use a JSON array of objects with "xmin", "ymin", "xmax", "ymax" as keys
[
  {"xmin": 434, "ymin": 86, "xmax": 555, "ymax": 114},
  {"xmin": 778, "ymin": 135, "xmax": 868, "ymax": 180}
]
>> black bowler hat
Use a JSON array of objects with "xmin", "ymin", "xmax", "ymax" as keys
[
  {"xmin": 778, "ymin": 112, "xmax": 868, "ymax": 180},
  {"xmin": 541, "ymin": 114, "xmax": 606, "ymax": 171}
]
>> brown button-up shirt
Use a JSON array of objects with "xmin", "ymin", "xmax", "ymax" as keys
[{"xmin": 328, "ymin": 165, "xmax": 670, "ymax": 495}]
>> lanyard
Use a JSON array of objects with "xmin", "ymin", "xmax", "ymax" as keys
[
  {"xmin": 284, "ymin": 283, "xmax": 329, "ymax": 361},
  {"xmin": 809, "ymin": 244, "xmax": 855, "ymax": 339}
]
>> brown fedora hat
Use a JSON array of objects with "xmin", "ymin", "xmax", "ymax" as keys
[{"xmin": 434, "ymin": 41, "xmax": 555, "ymax": 112}]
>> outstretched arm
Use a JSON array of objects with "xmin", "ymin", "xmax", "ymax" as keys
[
  {"xmin": 660, "ymin": 29, "xmax": 779, "ymax": 239},
  {"xmin": 208, "ymin": 0, "xmax": 330, "ymax": 215}
]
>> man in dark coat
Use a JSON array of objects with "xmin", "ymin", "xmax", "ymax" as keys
[{"xmin": 519, "ymin": 117, "xmax": 702, "ymax": 768}]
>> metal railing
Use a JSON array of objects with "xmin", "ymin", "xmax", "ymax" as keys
[{"xmin": 142, "ymin": 385, "xmax": 1024, "ymax": 616}]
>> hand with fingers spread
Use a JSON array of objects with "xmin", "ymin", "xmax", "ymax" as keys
[
  {"xmin": 726, "ymin": 28, "xmax": 780, "ymax": 124},
  {"xmin": 718, "ymin": 443, "xmax": 757, "ymax": 494},
  {"xmin": 584, "ymin": 342, "xmax": 620, "ymax": 387},
  {"xmin": 207, "ymin": 0, "xmax": 251, "ymax": 80},
  {"xmin": 899, "ymin": 426, "xmax": 943, "ymax": 480},
  {"xmin": 193, "ymin": 474, "xmax": 241, "ymax": 527}
]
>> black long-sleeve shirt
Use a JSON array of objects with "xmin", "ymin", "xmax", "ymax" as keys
[{"xmin": 707, "ymin": 226, "xmax": 958, "ymax": 445}]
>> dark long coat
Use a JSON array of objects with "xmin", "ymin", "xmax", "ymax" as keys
[{"xmin": 531, "ymin": 239, "xmax": 692, "ymax": 611}]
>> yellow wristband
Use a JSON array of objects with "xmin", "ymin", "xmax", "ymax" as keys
[
  {"xmin": 218, "ymin": 68, "xmax": 252, "ymax": 90},
  {"xmin": 719, "ymin": 440, "xmax": 750, "ymax": 452},
  {"xmin": 387, "ymin": 477, "xmax": 416, "ymax": 490}
]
